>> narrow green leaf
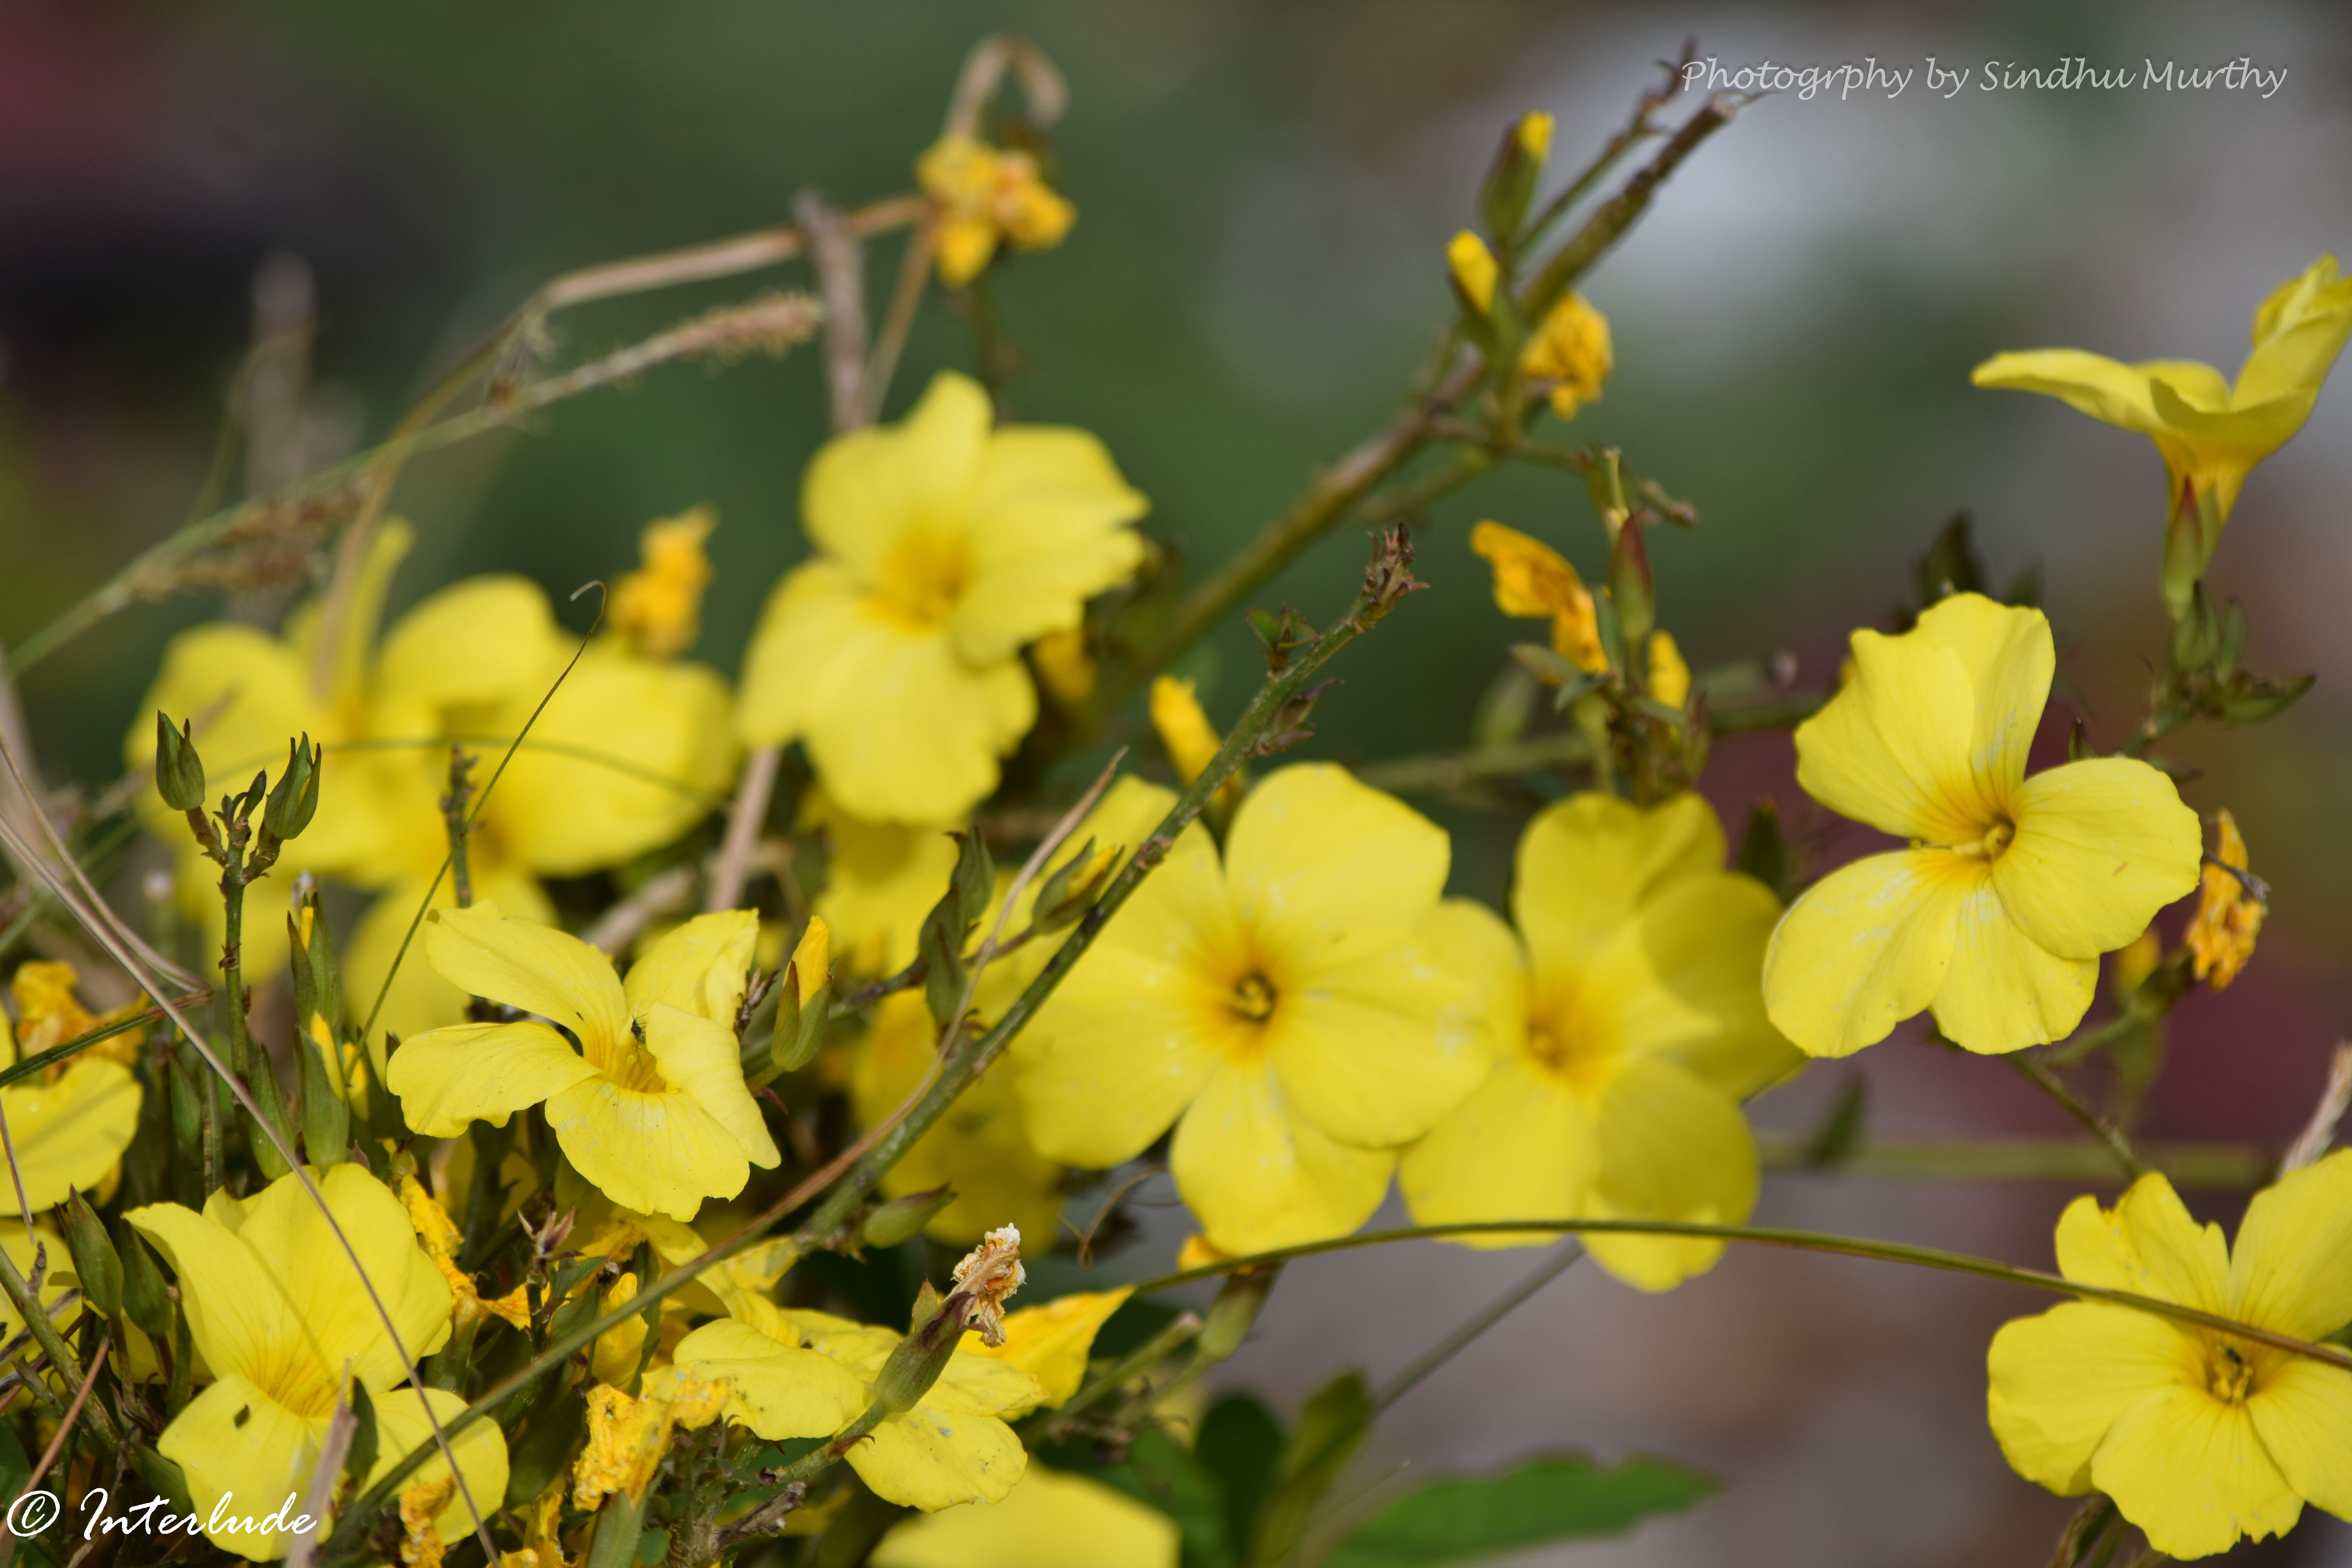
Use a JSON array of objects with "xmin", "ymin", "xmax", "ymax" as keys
[
  {"xmin": 1198, "ymin": 1394, "xmax": 1286, "ymax": 1558},
  {"xmin": 1322, "ymin": 1454, "xmax": 1713, "ymax": 1568},
  {"xmin": 1248, "ymin": 1371, "xmax": 1370, "ymax": 1567}
]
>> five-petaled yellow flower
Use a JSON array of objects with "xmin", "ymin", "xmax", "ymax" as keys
[
  {"xmin": 737, "ymin": 372, "xmax": 1148, "ymax": 824},
  {"xmin": 1401, "ymin": 795, "xmax": 1798, "ymax": 1290},
  {"xmin": 1764, "ymin": 595, "xmax": 2200, "ymax": 1057},
  {"xmin": 1972, "ymin": 255, "xmax": 2352, "ymax": 534},
  {"xmin": 388, "ymin": 906, "xmax": 778, "ymax": 1221},
  {"xmin": 1987, "ymin": 1154, "xmax": 2352, "ymax": 1559},
  {"xmin": 1013, "ymin": 765, "xmax": 1486, "ymax": 1256},
  {"xmin": 128, "ymin": 1166, "xmax": 508, "ymax": 1562},
  {"xmin": 917, "ymin": 134, "xmax": 1078, "ymax": 287}
]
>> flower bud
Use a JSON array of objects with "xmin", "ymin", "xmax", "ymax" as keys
[
  {"xmin": 300, "ymin": 1011, "xmax": 352, "ymax": 1167},
  {"xmin": 1479, "ymin": 111, "xmax": 1553, "ymax": 245},
  {"xmin": 62, "ymin": 1189, "xmax": 123, "ymax": 1322},
  {"xmin": 1446, "ymin": 230, "xmax": 1499, "ymax": 317},
  {"xmin": 117, "ymin": 1218, "xmax": 173, "ymax": 1340},
  {"xmin": 153, "ymin": 713, "xmax": 207, "ymax": 813},
  {"xmin": 1195, "ymin": 1262, "xmax": 1278, "ymax": 1363},
  {"xmin": 861, "ymin": 1187, "xmax": 956, "ymax": 1250},
  {"xmin": 1031, "ymin": 838, "xmax": 1119, "ymax": 935},
  {"xmin": 262, "ymin": 735, "xmax": 323, "ymax": 844},
  {"xmin": 870, "ymin": 1282, "xmax": 962, "ymax": 1416},
  {"xmin": 1608, "ymin": 517, "xmax": 1655, "ymax": 652}
]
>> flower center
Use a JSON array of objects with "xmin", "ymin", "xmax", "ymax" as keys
[
  {"xmin": 1229, "ymin": 972, "xmax": 1277, "ymax": 1023},
  {"xmin": 2209, "ymin": 1343, "xmax": 2257, "ymax": 1404},
  {"xmin": 1950, "ymin": 817, "xmax": 2016, "ymax": 862},
  {"xmin": 1524, "ymin": 1011, "xmax": 1612, "ymax": 1088},
  {"xmin": 875, "ymin": 531, "xmax": 971, "ymax": 628}
]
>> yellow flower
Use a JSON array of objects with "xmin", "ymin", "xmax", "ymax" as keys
[
  {"xmin": 1149, "ymin": 675, "xmax": 1224, "ymax": 784},
  {"xmin": 1972, "ymin": 255, "xmax": 2352, "ymax": 530},
  {"xmin": 917, "ymin": 134, "xmax": 1077, "ymax": 287},
  {"xmin": 1646, "ymin": 630, "xmax": 1691, "ymax": 708},
  {"xmin": 1763, "ymin": 595, "xmax": 2201, "ymax": 1057},
  {"xmin": 738, "ymin": 372, "xmax": 1147, "ymax": 824},
  {"xmin": 608, "ymin": 506, "xmax": 716, "ymax": 659},
  {"xmin": 1988, "ymin": 1155, "xmax": 2352, "ymax": 1559},
  {"xmin": 398, "ymin": 1477, "xmax": 457, "ymax": 1568},
  {"xmin": 1469, "ymin": 520, "xmax": 1605, "ymax": 674},
  {"xmin": 1519, "ymin": 292, "xmax": 1614, "ymax": 419},
  {"xmin": 0, "ymin": 1225, "xmax": 73, "ymax": 1365},
  {"xmin": 850, "ymin": 992, "xmax": 1063, "ymax": 1245},
  {"xmin": 0, "ymin": 987, "xmax": 141, "ymax": 1214},
  {"xmin": 958, "ymin": 1288, "xmax": 1131, "ymax": 1406},
  {"xmin": 127, "ymin": 1166, "xmax": 507, "ymax": 1562},
  {"xmin": 1446, "ymin": 231, "xmax": 1499, "ymax": 316},
  {"xmin": 1399, "ymin": 795, "xmax": 1797, "ymax": 1290},
  {"xmin": 1013, "ymin": 765, "xmax": 1486, "ymax": 1256},
  {"xmin": 870, "ymin": 1464, "xmax": 1179, "ymax": 1568},
  {"xmin": 125, "ymin": 520, "xmax": 738, "ymax": 1040},
  {"xmin": 2185, "ymin": 809, "xmax": 2264, "ymax": 990},
  {"xmin": 571, "ymin": 1377, "xmax": 726, "ymax": 1513},
  {"xmin": 398, "ymin": 1175, "xmax": 530, "ymax": 1335},
  {"xmin": 387, "ymin": 906, "xmax": 779, "ymax": 1221},
  {"xmin": 668, "ymin": 1298, "xmax": 1043, "ymax": 1511},
  {"xmin": 10, "ymin": 960, "xmax": 145, "ymax": 1066},
  {"xmin": 1030, "ymin": 626, "xmax": 1096, "ymax": 705}
]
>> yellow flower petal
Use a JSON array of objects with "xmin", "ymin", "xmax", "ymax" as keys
[
  {"xmin": 870, "ymin": 1463, "xmax": 1180, "ymax": 1568},
  {"xmin": 1398, "ymin": 1054, "xmax": 1595, "ymax": 1250},
  {"xmin": 1168, "ymin": 1058, "xmax": 1396, "ymax": 1256},
  {"xmin": 347, "ymin": 870, "xmax": 560, "ymax": 1046},
  {"xmin": 387, "ymin": 1022, "xmax": 598, "ymax": 1138},
  {"xmin": 1971, "ymin": 348, "xmax": 2169, "ymax": 433},
  {"xmin": 375, "ymin": 575, "xmax": 564, "ymax": 720},
  {"xmin": 0, "ymin": 1059, "xmax": 141, "ymax": 1212},
  {"xmin": 960, "ymin": 1289, "xmax": 1133, "ymax": 1407},
  {"xmin": 1587, "ymin": 871, "xmax": 1795, "ymax": 1098},
  {"xmin": 641, "ymin": 1002, "xmax": 780, "ymax": 1169},
  {"xmin": 1223, "ymin": 764, "xmax": 1450, "ymax": 971},
  {"xmin": 1994, "ymin": 759, "xmax": 2202, "ymax": 960},
  {"xmin": 421, "ymin": 902, "xmax": 632, "ymax": 1053},
  {"xmin": 1467, "ymin": 521, "xmax": 1604, "ymax": 674},
  {"xmin": 1645, "ymin": 630, "xmax": 1690, "ymax": 708},
  {"xmin": 2093, "ymin": 1384, "xmax": 2301, "ymax": 1559},
  {"xmin": 1929, "ymin": 879, "xmax": 2097, "ymax": 1054},
  {"xmin": 2239, "ymin": 255, "xmax": 2352, "ymax": 405},
  {"xmin": 1584, "ymin": 1057, "xmax": 1756, "ymax": 1291},
  {"xmin": 608, "ymin": 506, "xmax": 716, "ymax": 659},
  {"xmin": 1267, "ymin": 937, "xmax": 1484, "ymax": 1148},
  {"xmin": 1514, "ymin": 792, "xmax": 1723, "ymax": 977},
  {"xmin": 544, "ymin": 1076, "xmax": 750, "ymax": 1222},
  {"xmin": 158, "ymin": 1376, "xmax": 329, "ymax": 1561},
  {"xmin": 1793, "ymin": 626, "xmax": 1986, "ymax": 843},
  {"xmin": 951, "ymin": 426, "xmax": 1147, "ymax": 664},
  {"xmin": 2054, "ymin": 1176, "xmax": 2230, "ymax": 1315},
  {"xmin": 622, "ymin": 909, "xmax": 762, "ymax": 1026},
  {"xmin": 666, "ymin": 1318, "xmax": 869, "ymax": 1439},
  {"xmin": 368, "ymin": 1386, "xmax": 512, "ymax": 1554},
  {"xmin": 805, "ymin": 372, "xmax": 994, "ymax": 583},
  {"xmin": 1986, "ymin": 1301, "xmax": 2188, "ymax": 1496},
  {"xmin": 2245, "ymin": 1357, "xmax": 2352, "ymax": 1523},
  {"xmin": 2185, "ymin": 809, "xmax": 2264, "ymax": 989},
  {"xmin": 848, "ymin": 1402, "xmax": 1030, "ymax": 1512},
  {"xmin": 804, "ymin": 792, "xmax": 964, "ymax": 977},
  {"xmin": 1763, "ymin": 850, "xmax": 1971, "ymax": 1058},
  {"xmin": 2227, "ymin": 1149, "xmax": 2352, "ymax": 1342},
  {"xmin": 1149, "ymin": 676, "xmax": 1224, "ymax": 785}
]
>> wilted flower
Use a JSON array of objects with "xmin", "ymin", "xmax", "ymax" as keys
[
  {"xmin": 1470, "ymin": 520, "xmax": 1604, "ymax": 675},
  {"xmin": 918, "ymin": 134, "xmax": 1076, "ymax": 286},
  {"xmin": 1520, "ymin": 292, "xmax": 1613, "ymax": 419},
  {"xmin": 2185, "ymin": 809, "xmax": 2265, "ymax": 990}
]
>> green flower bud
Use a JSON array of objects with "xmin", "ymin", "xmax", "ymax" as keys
[
  {"xmin": 263, "ymin": 735, "xmax": 323, "ymax": 844},
  {"xmin": 62, "ymin": 1189, "xmax": 123, "ymax": 1322},
  {"xmin": 153, "ymin": 713, "xmax": 207, "ymax": 813},
  {"xmin": 861, "ymin": 1187, "xmax": 955, "ymax": 1250},
  {"xmin": 117, "ymin": 1218, "xmax": 173, "ymax": 1339}
]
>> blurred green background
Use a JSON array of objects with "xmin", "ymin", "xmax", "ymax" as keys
[{"xmin": 5, "ymin": 1, "xmax": 2352, "ymax": 1561}]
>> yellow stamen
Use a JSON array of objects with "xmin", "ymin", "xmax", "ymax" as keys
[{"xmin": 1229, "ymin": 973, "xmax": 1276, "ymax": 1023}]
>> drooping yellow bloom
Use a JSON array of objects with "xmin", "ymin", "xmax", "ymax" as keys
[
  {"xmin": 1972, "ymin": 256, "xmax": 2352, "ymax": 530},
  {"xmin": 2185, "ymin": 809, "xmax": 2264, "ymax": 990},
  {"xmin": 398, "ymin": 1175, "xmax": 530, "ymax": 1334},
  {"xmin": 1014, "ymin": 765, "xmax": 1486, "ymax": 1256},
  {"xmin": 1646, "ymin": 630, "xmax": 1691, "ymax": 708},
  {"xmin": 571, "ymin": 1377, "xmax": 727, "ymax": 1513},
  {"xmin": 738, "ymin": 372, "xmax": 1147, "ymax": 824},
  {"xmin": 917, "ymin": 134, "xmax": 1077, "ymax": 287},
  {"xmin": 850, "ymin": 991, "xmax": 1063, "ymax": 1245},
  {"xmin": 126, "ymin": 520, "xmax": 738, "ymax": 1040},
  {"xmin": 127, "ymin": 1166, "xmax": 507, "ymax": 1562},
  {"xmin": 1764, "ymin": 595, "xmax": 2201, "ymax": 1057},
  {"xmin": 608, "ymin": 507, "xmax": 717, "ymax": 659},
  {"xmin": 871, "ymin": 1464, "xmax": 1180, "ymax": 1568},
  {"xmin": 668, "ymin": 1299, "xmax": 1044, "ymax": 1511},
  {"xmin": 387, "ymin": 906, "xmax": 778, "ymax": 1221},
  {"xmin": 959, "ymin": 1288, "xmax": 1131, "ymax": 1406},
  {"xmin": 1446, "ymin": 231, "xmax": 1499, "ymax": 316},
  {"xmin": 1519, "ymin": 292, "xmax": 1614, "ymax": 419},
  {"xmin": 11, "ymin": 960, "xmax": 145, "ymax": 1066},
  {"xmin": 1987, "ymin": 1155, "xmax": 2352, "ymax": 1559},
  {"xmin": 0, "ymin": 984, "xmax": 141, "ymax": 1214},
  {"xmin": 1149, "ymin": 676, "xmax": 1223, "ymax": 784},
  {"xmin": 1400, "ymin": 795, "xmax": 1797, "ymax": 1290},
  {"xmin": 1469, "ymin": 520, "xmax": 1605, "ymax": 674}
]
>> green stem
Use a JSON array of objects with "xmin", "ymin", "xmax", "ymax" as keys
[
  {"xmin": 218, "ymin": 861, "xmax": 250, "ymax": 1078},
  {"xmin": 1122, "ymin": 1218, "xmax": 2352, "ymax": 1374},
  {"xmin": 2005, "ymin": 1053, "xmax": 2147, "ymax": 1180},
  {"xmin": 1519, "ymin": 96, "xmax": 1739, "ymax": 323}
]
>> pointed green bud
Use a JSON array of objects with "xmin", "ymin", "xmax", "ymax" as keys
[
  {"xmin": 861, "ymin": 1187, "xmax": 956, "ymax": 1250},
  {"xmin": 246, "ymin": 1051, "xmax": 296, "ymax": 1180},
  {"xmin": 154, "ymin": 713, "xmax": 207, "ymax": 813},
  {"xmin": 299, "ymin": 1014, "xmax": 352, "ymax": 1168},
  {"xmin": 263, "ymin": 735, "xmax": 323, "ymax": 844},
  {"xmin": 1479, "ymin": 111, "xmax": 1552, "ymax": 246},
  {"xmin": 1608, "ymin": 517, "xmax": 1655, "ymax": 652},
  {"xmin": 62, "ymin": 1190, "xmax": 123, "ymax": 1322},
  {"xmin": 117, "ymin": 1219, "xmax": 173, "ymax": 1339}
]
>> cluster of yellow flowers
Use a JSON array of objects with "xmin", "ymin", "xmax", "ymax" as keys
[{"xmin": 13, "ymin": 74, "xmax": 2352, "ymax": 1567}]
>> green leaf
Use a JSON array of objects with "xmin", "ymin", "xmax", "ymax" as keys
[
  {"xmin": 0, "ymin": 1413, "xmax": 28, "ymax": 1507},
  {"xmin": 504, "ymin": 1385, "xmax": 587, "ymax": 1509},
  {"xmin": 1198, "ymin": 1394, "xmax": 1286, "ymax": 1557},
  {"xmin": 1321, "ymin": 1454, "xmax": 1713, "ymax": 1568},
  {"xmin": 1248, "ymin": 1372, "xmax": 1370, "ymax": 1567}
]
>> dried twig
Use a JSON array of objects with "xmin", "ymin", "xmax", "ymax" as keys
[{"xmin": 2282, "ymin": 1044, "xmax": 2352, "ymax": 1173}]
